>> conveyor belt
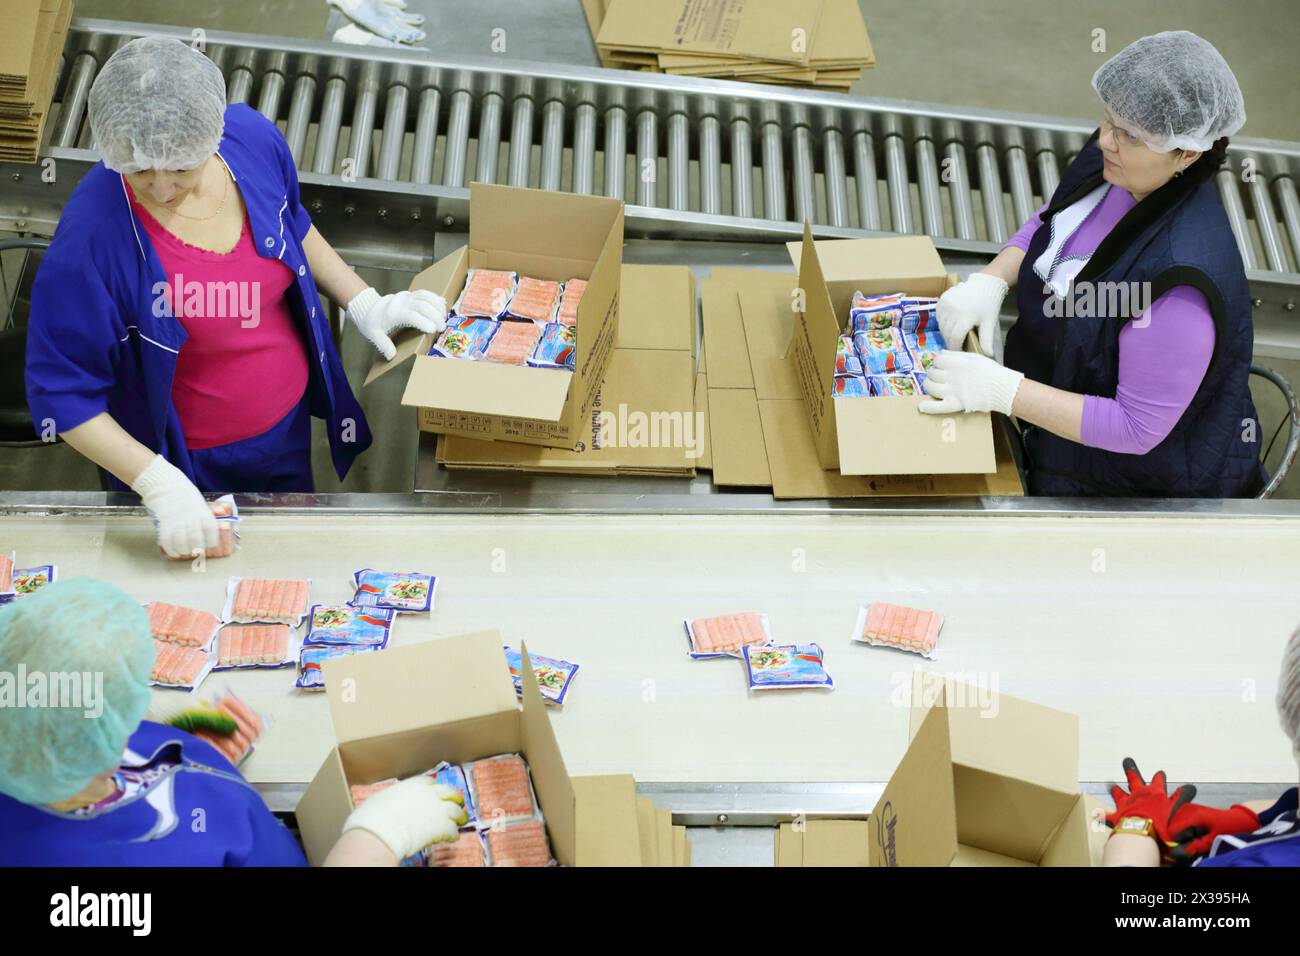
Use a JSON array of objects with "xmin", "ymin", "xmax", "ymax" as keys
[{"xmin": 6, "ymin": 18, "xmax": 1298, "ymax": 328}]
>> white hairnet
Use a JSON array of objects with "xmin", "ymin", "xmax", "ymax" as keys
[
  {"xmin": 1091, "ymin": 31, "xmax": 1245, "ymax": 153},
  {"xmin": 0, "ymin": 578, "xmax": 154, "ymax": 805},
  {"xmin": 1279, "ymin": 626, "xmax": 1300, "ymax": 772},
  {"xmin": 88, "ymin": 36, "xmax": 227, "ymax": 173}
]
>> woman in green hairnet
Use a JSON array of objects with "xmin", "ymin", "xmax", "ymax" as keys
[{"xmin": 0, "ymin": 577, "xmax": 463, "ymax": 865}]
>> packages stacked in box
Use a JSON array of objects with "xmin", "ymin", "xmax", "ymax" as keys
[
  {"xmin": 833, "ymin": 292, "xmax": 943, "ymax": 398},
  {"xmin": 0, "ymin": 0, "xmax": 74, "ymax": 163},
  {"xmin": 429, "ymin": 270, "xmax": 582, "ymax": 371}
]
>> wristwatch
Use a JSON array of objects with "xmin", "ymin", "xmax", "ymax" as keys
[{"xmin": 1114, "ymin": 816, "xmax": 1156, "ymax": 838}]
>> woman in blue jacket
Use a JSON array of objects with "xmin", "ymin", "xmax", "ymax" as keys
[
  {"xmin": 0, "ymin": 578, "xmax": 466, "ymax": 866},
  {"xmin": 26, "ymin": 37, "xmax": 445, "ymax": 557}
]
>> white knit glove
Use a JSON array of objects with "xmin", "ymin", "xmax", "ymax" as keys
[
  {"xmin": 130, "ymin": 456, "xmax": 219, "ymax": 559},
  {"xmin": 341, "ymin": 777, "xmax": 468, "ymax": 860},
  {"xmin": 937, "ymin": 272, "xmax": 1010, "ymax": 357},
  {"xmin": 917, "ymin": 350, "xmax": 1024, "ymax": 417},
  {"xmin": 327, "ymin": 0, "xmax": 425, "ymax": 44},
  {"xmin": 347, "ymin": 287, "xmax": 447, "ymax": 361}
]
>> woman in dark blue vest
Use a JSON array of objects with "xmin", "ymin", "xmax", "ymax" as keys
[{"xmin": 919, "ymin": 32, "xmax": 1264, "ymax": 498}]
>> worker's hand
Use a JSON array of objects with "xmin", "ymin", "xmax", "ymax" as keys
[
  {"xmin": 130, "ymin": 455, "xmax": 220, "ymax": 559},
  {"xmin": 917, "ymin": 350, "xmax": 1023, "ymax": 416},
  {"xmin": 347, "ymin": 287, "xmax": 447, "ymax": 361},
  {"xmin": 341, "ymin": 776, "xmax": 468, "ymax": 861},
  {"xmin": 1104, "ymin": 757, "xmax": 1199, "ymax": 845},
  {"xmin": 1166, "ymin": 803, "xmax": 1261, "ymax": 864},
  {"xmin": 937, "ymin": 272, "xmax": 1009, "ymax": 357},
  {"xmin": 327, "ymin": 0, "xmax": 425, "ymax": 45}
]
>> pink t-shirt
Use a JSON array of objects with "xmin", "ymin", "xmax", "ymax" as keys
[
  {"xmin": 129, "ymin": 185, "xmax": 309, "ymax": 450},
  {"xmin": 1005, "ymin": 189, "xmax": 1216, "ymax": 455}
]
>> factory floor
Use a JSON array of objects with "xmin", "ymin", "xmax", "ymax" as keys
[{"xmin": 2, "ymin": 0, "xmax": 1297, "ymax": 496}]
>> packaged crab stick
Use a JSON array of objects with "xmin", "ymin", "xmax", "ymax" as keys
[
  {"xmin": 430, "ymin": 316, "xmax": 498, "ymax": 360},
  {"xmin": 146, "ymin": 602, "xmax": 222, "ymax": 649},
  {"xmin": 465, "ymin": 753, "xmax": 543, "ymax": 828},
  {"xmin": 149, "ymin": 639, "xmax": 217, "ymax": 691},
  {"xmin": 0, "ymin": 550, "xmax": 14, "ymax": 599},
  {"xmin": 504, "ymin": 276, "xmax": 562, "ymax": 323},
  {"xmin": 303, "ymin": 604, "xmax": 396, "ymax": 648},
  {"xmin": 853, "ymin": 327, "xmax": 913, "ymax": 375},
  {"xmin": 833, "ymin": 374, "xmax": 871, "ymax": 398},
  {"xmin": 453, "ymin": 268, "xmax": 517, "ymax": 319},
  {"xmin": 835, "ymin": 335, "xmax": 863, "ymax": 376},
  {"xmin": 685, "ymin": 612, "xmax": 773, "ymax": 660},
  {"xmin": 743, "ymin": 643, "xmax": 835, "ymax": 691},
  {"xmin": 221, "ymin": 577, "xmax": 310, "ymax": 626},
  {"xmin": 420, "ymin": 830, "xmax": 488, "ymax": 867},
  {"xmin": 526, "ymin": 322, "xmax": 577, "ymax": 370},
  {"xmin": 557, "ymin": 278, "xmax": 586, "ymax": 326},
  {"xmin": 867, "ymin": 373, "xmax": 922, "ymax": 397},
  {"xmin": 11, "ymin": 564, "xmax": 56, "ymax": 597},
  {"xmin": 849, "ymin": 291, "xmax": 907, "ymax": 332},
  {"xmin": 503, "ymin": 646, "xmax": 579, "ymax": 706},
  {"xmin": 349, "ymin": 569, "xmax": 437, "ymax": 613},
  {"xmin": 485, "ymin": 319, "xmax": 541, "ymax": 365},
  {"xmin": 296, "ymin": 642, "xmax": 381, "ymax": 690},
  {"xmin": 902, "ymin": 327, "xmax": 945, "ymax": 371},
  {"xmin": 213, "ymin": 623, "xmax": 297, "ymax": 670},
  {"xmin": 851, "ymin": 601, "xmax": 943, "ymax": 660},
  {"xmin": 899, "ymin": 297, "xmax": 940, "ymax": 334},
  {"xmin": 158, "ymin": 495, "xmax": 239, "ymax": 560}
]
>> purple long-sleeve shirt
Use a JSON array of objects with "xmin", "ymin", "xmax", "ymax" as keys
[{"xmin": 1005, "ymin": 188, "xmax": 1216, "ymax": 454}]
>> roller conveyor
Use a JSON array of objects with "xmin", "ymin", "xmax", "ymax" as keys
[{"xmin": 11, "ymin": 19, "xmax": 1299, "ymax": 312}]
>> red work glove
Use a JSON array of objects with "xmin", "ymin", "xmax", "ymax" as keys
[
  {"xmin": 1167, "ymin": 803, "xmax": 1261, "ymax": 864},
  {"xmin": 1105, "ymin": 757, "xmax": 1198, "ymax": 844}
]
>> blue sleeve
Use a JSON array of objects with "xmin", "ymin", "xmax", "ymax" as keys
[{"xmin": 26, "ymin": 244, "xmax": 126, "ymax": 435}]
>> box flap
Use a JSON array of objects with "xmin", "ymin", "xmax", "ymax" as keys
[
  {"xmin": 908, "ymin": 672, "xmax": 1079, "ymax": 794},
  {"xmin": 786, "ymin": 235, "xmax": 948, "ymax": 314},
  {"xmin": 296, "ymin": 747, "xmax": 352, "ymax": 866},
  {"xmin": 636, "ymin": 797, "xmax": 660, "ymax": 866},
  {"xmin": 402, "ymin": 357, "xmax": 573, "ymax": 421},
  {"xmin": 518, "ymin": 643, "xmax": 578, "ymax": 866},
  {"xmin": 869, "ymin": 694, "xmax": 958, "ymax": 867},
  {"xmin": 572, "ymin": 774, "xmax": 644, "ymax": 866},
  {"xmin": 701, "ymin": 284, "xmax": 754, "ymax": 389},
  {"xmin": 737, "ymin": 290, "xmax": 803, "ymax": 400},
  {"xmin": 617, "ymin": 265, "xmax": 696, "ymax": 352},
  {"xmin": 781, "ymin": 820, "xmax": 873, "ymax": 866},
  {"xmin": 322, "ymin": 630, "xmax": 519, "ymax": 745},
  {"xmin": 470, "ymin": 183, "xmax": 622, "ymax": 263},
  {"xmin": 708, "ymin": 388, "xmax": 772, "ymax": 486},
  {"xmin": 834, "ymin": 400, "xmax": 996, "ymax": 476},
  {"xmin": 366, "ymin": 246, "xmax": 469, "ymax": 386}
]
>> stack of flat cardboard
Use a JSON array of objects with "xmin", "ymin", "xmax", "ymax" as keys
[
  {"xmin": 585, "ymin": 0, "xmax": 873, "ymax": 92},
  {"xmin": 0, "ymin": 0, "xmax": 74, "ymax": 163}
]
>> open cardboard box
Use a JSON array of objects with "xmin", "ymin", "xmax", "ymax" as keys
[
  {"xmin": 789, "ymin": 227, "xmax": 998, "ymax": 476},
  {"xmin": 294, "ymin": 629, "xmax": 647, "ymax": 866},
  {"xmin": 777, "ymin": 673, "xmax": 1091, "ymax": 867},
  {"xmin": 365, "ymin": 184, "xmax": 625, "ymax": 450}
]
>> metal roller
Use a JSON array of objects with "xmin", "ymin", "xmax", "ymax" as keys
[
  {"xmin": 311, "ymin": 71, "xmax": 347, "ymax": 176},
  {"xmin": 507, "ymin": 81, "xmax": 535, "ymax": 189},
  {"xmin": 912, "ymin": 120, "xmax": 943, "ymax": 237},
  {"xmin": 791, "ymin": 121, "xmax": 816, "ymax": 226},
  {"xmin": 1244, "ymin": 161, "xmax": 1288, "ymax": 272},
  {"xmin": 699, "ymin": 110, "xmax": 722, "ymax": 216},
  {"xmin": 941, "ymin": 122, "xmax": 976, "ymax": 241},
  {"xmin": 1217, "ymin": 169, "xmax": 1259, "ymax": 271},
  {"xmin": 730, "ymin": 108, "xmax": 754, "ymax": 218},
  {"xmin": 410, "ymin": 84, "xmax": 440, "ymax": 185},
  {"xmin": 1032, "ymin": 129, "xmax": 1061, "ymax": 200},
  {"xmin": 442, "ymin": 77, "xmax": 473, "ymax": 189},
  {"xmin": 851, "ymin": 128, "xmax": 881, "ymax": 231},
  {"xmin": 475, "ymin": 77, "xmax": 505, "ymax": 185},
  {"xmin": 1276, "ymin": 176, "xmax": 1300, "ymax": 271},
  {"xmin": 283, "ymin": 69, "xmax": 316, "ymax": 166},
  {"xmin": 973, "ymin": 124, "xmax": 1007, "ymax": 243},
  {"xmin": 255, "ymin": 52, "xmax": 288, "ymax": 121},
  {"xmin": 346, "ymin": 63, "xmax": 381, "ymax": 180},
  {"xmin": 226, "ymin": 67, "xmax": 254, "ymax": 105},
  {"xmin": 881, "ymin": 115, "xmax": 912, "ymax": 235},
  {"xmin": 760, "ymin": 103, "xmax": 785, "ymax": 222},
  {"xmin": 821, "ymin": 110, "xmax": 848, "ymax": 229},
  {"xmin": 376, "ymin": 70, "xmax": 410, "ymax": 183},
  {"xmin": 50, "ymin": 52, "xmax": 96, "ymax": 149},
  {"xmin": 571, "ymin": 85, "xmax": 597, "ymax": 195},
  {"xmin": 667, "ymin": 97, "xmax": 690, "ymax": 212},
  {"xmin": 603, "ymin": 101, "xmax": 627, "ymax": 200},
  {"xmin": 1004, "ymin": 134, "xmax": 1036, "ymax": 228},
  {"xmin": 635, "ymin": 106, "xmax": 658, "ymax": 207},
  {"xmin": 539, "ymin": 85, "xmax": 566, "ymax": 192}
]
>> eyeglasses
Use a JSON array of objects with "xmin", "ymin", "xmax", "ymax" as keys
[{"xmin": 1100, "ymin": 114, "xmax": 1145, "ymax": 148}]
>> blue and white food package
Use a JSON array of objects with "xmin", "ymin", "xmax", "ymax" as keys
[
  {"xmin": 742, "ymin": 642, "xmax": 835, "ymax": 691},
  {"xmin": 349, "ymin": 569, "xmax": 437, "ymax": 613},
  {"xmin": 296, "ymin": 642, "xmax": 382, "ymax": 690},
  {"xmin": 302, "ymin": 604, "xmax": 397, "ymax": 648},
  {"xmin": 503, "ymin": 646, "xmax": 580, "ymax": 706},
  {"xmin": 10, "ymin": 564, "xmax": 56, "ymax": 598}
]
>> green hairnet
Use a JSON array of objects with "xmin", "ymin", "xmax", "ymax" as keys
[{"xmin": 0, "ymin": 578, "xmax": 154, "ymax": 805}]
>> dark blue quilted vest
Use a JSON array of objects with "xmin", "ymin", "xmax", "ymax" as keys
[{"xmin": 1004, "ymin": 130, "xmax": 1264, "ymax": 498}]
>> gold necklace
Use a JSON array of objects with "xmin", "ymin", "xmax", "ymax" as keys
[{"xmin": 158, "ymin": 162, "xmax": 229, "ymax": 222}]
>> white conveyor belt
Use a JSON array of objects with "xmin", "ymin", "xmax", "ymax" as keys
[{"xmin": 2, "ymin": 512, "xmax": 1297, "ymax": 789}]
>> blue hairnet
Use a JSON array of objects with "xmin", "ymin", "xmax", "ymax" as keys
[
  {"xmin": 88, "ymin": 36, "xmax": 227, "ymax": 173},
  {"xmin": 0, "ymin": 578, "xmax": 154, "ymax": 805}
]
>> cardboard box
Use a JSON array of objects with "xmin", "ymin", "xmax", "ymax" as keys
[
  {"xmin": 294, "ymin": 630, "xmax": 646, "ymax": 866},
  {"xmin": 775, "ymin": 819, "xmax": 872, "ymax": 866},
  {"xmin": 867, "ymin": 673, "xmax": 1092, "ymax": 867},
  {"xmin": 435, "ymin": 264, "xmax": 702, "ymax": 477},
  {"xmin": 791, "ymin": 227, "xmax": 998, "ymax": 476},
  {"xmin": 702, "ymin": 268, "xmax": 1024, "ymax": 498},
  {"xmin": 365, "ymin": 184, "xmax": 625, "ymax": 450},
  {"xmin": 597, "ymin": 0, "xmax": 824, "ymax": 67}
]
